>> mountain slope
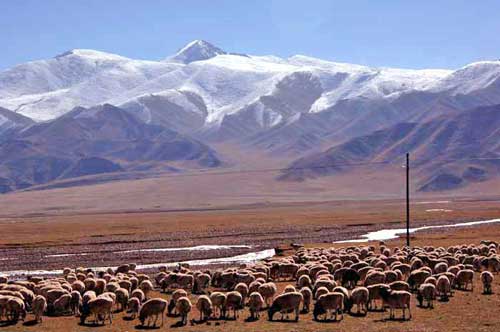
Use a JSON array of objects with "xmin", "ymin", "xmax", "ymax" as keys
[
  {"xmin": 0, "ymin": 104, "xmax": 220, "ymax": 192},
  {"xmin": 0, "ymin": 107, "xmax": 34, "ymax": 137},
  {"xmin": 280, "ymin": 104, "xmax": 500, "ymax": 191}
]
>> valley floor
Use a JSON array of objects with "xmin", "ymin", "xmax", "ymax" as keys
[
  {"xmin": 1, "ymin": 196, "xmax": 499, "ymax": 273},
  {"xmin": 0, "ymin": 217, "xmax": 499, "ymax": 331}
]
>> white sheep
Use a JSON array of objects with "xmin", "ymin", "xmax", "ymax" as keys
[
  {"xmin": 196, "ymin": 295, "xmax": 213, "ymax": 321},
  {"xmin": 81, "ymin": 296, "xmax": 113, "ymax": 325},
  {"xmin": 351, "ymin": 286, "xmax": 369, "ymax": 315},
  {"xmin": 247, "ymin": 291, "xmax": 264, "ymax": 320},
  {"xmin": 209, "ymin": 291, "xmax": 226, "ymax": 319},
  {"xmin": 417, "ymin": 283, "xmax": 436, "ymax": 308},
  {"xmin": 32, "ymin": 295, "xmax": 47, "ymax": 323},
  {"xmin": 225, "ymin": 291, "xmax": 243, "ymax": 320},
  {"xmin": 127, "ymin": 297, "xmax": 140, "ymax": 319},
  {"xmin": 313, "ymin": 292, "xmax": 344, "ymax": 321},
  {"xmin": 139, "ymin": 298, "xmax": 168, "ymax": 328},
  {"xmin": 480, "ymin": 271, "xmax": 494, "ymax": 294},
  {"xmin": 175, "ymin": 296, "xmax": 192, "ymax": 326},
  {"xmin": 436, "ymin": 275, "xmax": 452, "ymax": 300},
  {"xmin": 299, "ymin": 287, "xmax": 312, "ymax": 313},
  {"xmin": 455, "ymin": 269, "xmax": 474, "ymax": 291},
  {"xmin": 258, "ymin": 282, "xmax": 277, "ymax": 308},
  {"xmin": 267, "ymin": 292, "xmax": 303, "ymax": 321},
  {"xmin": 379, "ymin": 288, "xmax": 412, "ymax": 320}
]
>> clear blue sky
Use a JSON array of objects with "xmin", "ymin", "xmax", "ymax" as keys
[{"xmin": 2, "ymin": 0, "xmax": 500, "ymax": 70}]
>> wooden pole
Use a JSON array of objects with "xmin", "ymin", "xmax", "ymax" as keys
[{"xmin": 406, "ymin": 152, "xmax": 410, "ymax": 247}]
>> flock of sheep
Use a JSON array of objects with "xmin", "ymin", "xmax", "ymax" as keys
[{"xmin": 0, "ymin": 240, "xmax": 498, "ymax": 329}]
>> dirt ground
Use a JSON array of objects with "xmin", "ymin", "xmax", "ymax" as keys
[
  {"xmin": 1, "ymin": 197, "xmax": 499, "ymax": 272},
  {"xmin": 0, "ymin": 223, "xmax": 499, "ymax": 331},
  {"xmin": 0, "ymin": 196, "xmax": 499, "ymax": 331}
]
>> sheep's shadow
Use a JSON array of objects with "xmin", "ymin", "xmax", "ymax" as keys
[
  {"xmin": 482, "ymin": 291, "xmax": 494, "ymax": 295},
  {"xmin": 0, "ymin": 321, "xmax": 18, "ymax": 327},
  {"xmin": 190, "ymin": 318, "xmax": 212, "ymax": 325},
  {"xmin": 349, "ymin": 311, "xmax": 368, "ymax": 317},
  {"xmin": 268, "ymin": 319, "xmax": 300, "ymax": 323},
  {"xmin": 313, "ymin": 318, "xmax": 344, "ymax": 323},
  {"xmin": 134, "ymin": 324, "xmax": 162, "ymax": 330},
  {"xmin": 22, "ymin": 320, "xmax": 39, "ymax": 326},
  {"xmin": 374, "ymin": 317, "xmax": 411, "ymax": 322},
  {"xmin": 122, "ymin": 316, "xmax": 135, "ymax": 321},
  {"xmin": 416, "ymin": 304, "xmax": 434, "ymax": 309},
  {"xmin": 244, "ymin": 316, "xmax": 260, "ymax": 322},
  {"xmin": 78, "ymin": 322, "xmax": 107, "ymax": 328},
  {"xmin": 438, "ymin": 297, "xmax": 450, "ymax": 302},
  {"xmin": 170, "ymin": 321, "xmax": 187, "ymax": 328}
]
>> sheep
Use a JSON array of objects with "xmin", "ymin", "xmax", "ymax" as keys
[
  {"xmin": 139, "ymin": 298, "xmax": 168, "ymax": 328},
  {"xmin": 350, "ymin": 286, "xmax": 369, "ymax": 315},
  {"xmin": 367, "ymin": 284, "xmax": 390, "ymax": 311},
  {"xmin": 115, "ymin": 288, "xmax": 129, "ymax": 312},
  {"xmin": 313, "ymin": 279, "xmax": 336, "ymax": 297},
  {"xmin": 338, "ymin": 268, "xmax": 361, "ymax": 288},
  {"xmin": 389, "ymin": 281, "xmax": 410, "ymax": 292},
  {"xmin": 138, "ymin": 280, "xmax": 154, "ymax": 299},
  {"xmin": 53, "ymin": 293, "xmax": 71, "ymax": 315},
  {"xmin": 80, "ymin": 296, "xmax": 113, "ymax": 325},
  {"xmin": 417, "ymin": 283, "xmax": 437, "ymax": 308},
  {"xmin": 32, "ymin": 295, "xmax": 47, "ymax": 323},
  {"xmin": 299, "ymin": 287, "xmax": 312, "ymax": 313},
  {"xmin": 314, "ymin": 286, "xmax": 330, "ymax": 300},
  {"xmin": 0, "ymin": 295, "xmax": 13, "ymax": 321},
  {"xmin": 225, "ymin": 291, "xmax": 244, "ymax": 319},
  {"xmin": 258, "ymin": 282, "xmax": 277, "ymax": 308},
  {"xmin": 480, "ymin": 271, "xmax": 494, "ymax": 294},
  {"xmin": 313, "ymin": 292, "xmax": 344, "ymax": 321},
  {"xmin": 196, "ymin": 295, "xmax": 213, "ymax": 321},
  {"xmin": 46, "ymin": 289, "xmax": 69, "ymax": 306},
  {"xmin": 364, "ymin": 271, "xmax": 385, "ymax": 286},
  {"xmin": 193, "ymin": 273, "xmax": 211, "ymax": 294},
  {"xmin": 127, "ymin": 297, "xmax": 140, "ymax": 319},
  {"xmin": 297, "ymin": 274, "xmax": 312, "ymax": 289},
  {"xmin": 209, "ymin": 291, "xmax": 227, "ymax": 319},
  {"xmin": 283, "ymin": 284, "xmax": 297, "ymax": 293},
  {"xmin": 168, "ymin": 289, "xmax": 188, "ymax": 316},
  {"xmin": 455, "ymin": 269, "xmax": 474, "ymax": 291},
  {"xmin": 6, "ymin": 296, "xmax": 26, "ymax": 322},
  {"xmin": 234, "ymin": 282, "xmax": 249, "ymax": 302},
  {"xmin": 379, "ymin": 288, "xmax": 412, "ymax": 320},
  {"xmin": 268, "ymin": 292, "xmax": 303, "ymax": 322},
  {"xmin": 71, "ymin": 280, "xmax": 85, "ymax": 294},
  {"xmin": 436, "ymin": 275, "xmax": 452, "ymax": 300},
  {"xmin": 248, "ymin": 292, "xmax": 265, "ymax": 320},
  {"xmin": 161, "ymin": 273, "xmax": 194, "ymax": 292},
  {"xmin": 175, "ymin": 296, "xmax": 192, "ymax": 326},
  {"xmin": 408, "ymin": 269, "xmax": 431, "ymax": 291}
]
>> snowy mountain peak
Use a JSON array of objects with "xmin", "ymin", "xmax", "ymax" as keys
[{"xmin": 167, "ymin": 40, "xmax": 226, "ymax": 63}]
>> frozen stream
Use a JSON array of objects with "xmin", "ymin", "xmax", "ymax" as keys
[{"xmin": 334, "ymin": 218, "xmax": 500, "ymax": 243}]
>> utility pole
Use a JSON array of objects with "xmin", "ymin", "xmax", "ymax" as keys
[{"xmin": 406, "ymin": 152, "xmax": 410, "ymax": 247}]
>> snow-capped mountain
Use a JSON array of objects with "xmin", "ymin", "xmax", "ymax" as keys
[
  {"xmin": 0, "ymin": 40, "xmax": 500, "ymax": 193},
  {"xmin": 166, "ymin": 39, "xmax": 227, "ymax": 63},
  {"xmin": 2, "ymin": 40, "xmax": 500, "ymax": 137}
]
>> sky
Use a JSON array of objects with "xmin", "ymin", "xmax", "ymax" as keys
[{"xmin": 1, "ymin": 0, "xmax": 500, "ymax": 70}]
